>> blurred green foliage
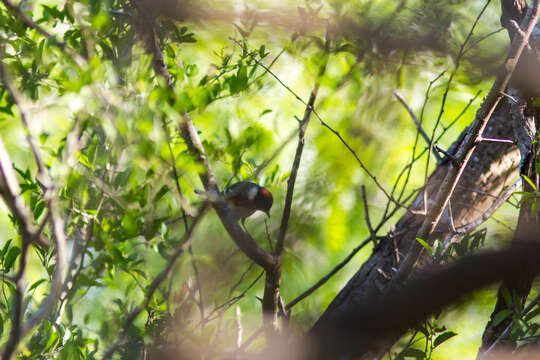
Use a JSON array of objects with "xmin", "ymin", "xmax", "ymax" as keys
[{"xmin": 0, "ymin": 0, "xmax": 530, "ymax": 359}]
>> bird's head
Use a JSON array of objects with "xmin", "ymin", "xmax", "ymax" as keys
[{"xmin": 255, "ymin": 187, "xmax": 273, "ymax": 217}]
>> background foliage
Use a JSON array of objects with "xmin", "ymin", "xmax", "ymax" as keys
[{"xmin": 0, "ymin": 0, "xmax": 528, "ymax": 358}]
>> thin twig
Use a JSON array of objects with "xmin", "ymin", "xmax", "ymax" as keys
[
  {"xmin": 361, "ymin": 185, "xmax": 377, "ymax": 246},
  {"xmin": 230, "ymin": 37, "xmax": 405, "ymax": 210},
  {"xmin": 276, "ymin": 85, "xmax": 319, "ymax": 255},
  {"xmin": 393, "ymin": 91, "xmax": 442, "ymax": 162},
  {"xmin": 235, "ymin": 306, "xmax": 243, "ymax": 348},
  {"xmin": 254, "ymin": 128, "xmax": 299, "ymax": 179},
  {"xmin": 199, "ymin": 270, "xmax": 264, "ymax": 325},
  {"xmin": 455, "ymin": 179, "xmax": 520, "ymax": 235},
  {"xmin": 434, "ymin": 144, "xmax": 459, "ymax": 166},
  {"xmin": 423, "ymin": 1, "xmax": 492, "ymax": 217},
  {"xmin": 286, "ymin": 237, "xmax": 371, "ymax": 310},
  {"xmin": 478, "ymin": 137, "xmax": 514, "ymax": 144}
]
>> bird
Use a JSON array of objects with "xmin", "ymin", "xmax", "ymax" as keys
[
  {"xmin": 195, "ymin": 181, "xmax": 273, "ymax": 228},
  {"xmin": 222, "ymin": 181, "xmax": 273, "ymax": 227}
]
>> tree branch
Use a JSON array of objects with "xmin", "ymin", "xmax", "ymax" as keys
[
  {"xmin": 393, "ymin": 91, "xmax": 442, "ymax": 162},
  {"xmin": 0, "ymin": 61, "xmax": 68, "ymax": 360},
  {"xmin": 262, "ymin": 83, "xmax": 319, "ymax": 334},
  {"xmin": 310, "ymin": 241, "xmax": 540, "ymax": 359},
  {"xmin": 128, "ymin": 3, "xmax": 275, "ymax": 271},
  {"xmin": 179, "ymin": 115, "xmax": 275, "ymax": 270},
  {"xmin": 394, "ymin": 0, "xmax": 540, "ymax": 282}
]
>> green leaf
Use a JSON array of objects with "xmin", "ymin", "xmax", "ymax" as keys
[
  {"xmin": 76, "ymin": 152, "xmax": 94, "ymax": 170},
  {"xmin": 432, "ymin": 240, "xmax": 442, "ymax": 259},
  {"xmin": 524, "ymin": 306, "xmax": 540, "ymax": 321},
  {"xmin": 433, "ymin": 331, "xmax": 457, "ymax": 347},
  {"xmin": 110, "ymin": 246, "xmax": 125, "ymax": 263},
  {"xmin": 280, "ymin": 171, "xmax": 291, "ymax": 183},
  {"xmin": 0, "ymin": 240, "xmax": 12, "ymax": 260},
  {"xmin": 400, "ymin": 348, "xmax": 426, "ymax": 358},
  {"xmin": 259, "ymin": 45, "xmax": 266, "ymax": 57},
  {"xmin": 522, "ymin": 175, "xmax": 537, "ymax": 191},
  {"xmin": 492, "ymin": 309, "xmax": 513, "ymax": 327},
  {"xmin": 29, "ymin": 278, "xmax": 47, "ymax": 292},
  {"xmin": 501, "ymin": 287, "xmax": 513, "ymax": 307},
  {"xmin": 154, "ymin": 185, "xmax": 169, "ymax": 203},
  {"xmin": 186, "ymin": 64, "xmax": 198, "ymax": 77},
  {"xmin": 416, "ymin": 237, "xmax": 432, "ymax": 256},
  {"xmin": 33, "ymin": 199, "xmax": 46, "ymax": 220},
  {"xmin": 4, "ymin": 246, "xmax": 21, "ymax": 272}
]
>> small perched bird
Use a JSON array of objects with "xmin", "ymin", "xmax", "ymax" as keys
[
  {"xmin": 195, "ymin": 181, "xmax": 273, "ymax": 227},
  {"xmin": 222, "ymin": 181, "xmax": 273, "ymax": 225}
]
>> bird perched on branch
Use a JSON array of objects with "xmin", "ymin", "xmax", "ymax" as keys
[
  {"xmin": 222, "ymin": 181, "xmax": 273, "ymax": 220},
  {"xmin": 196, "ymin": 181, "xmax": 273, "ymax": 227}
]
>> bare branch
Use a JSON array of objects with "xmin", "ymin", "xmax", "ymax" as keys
[
  {"xmin": 236, "ymin": 306, "xmax": 243, "ymax": 348},
  {"xmin": 361, "ymin": 185, "xmax": 377, "ymax": 246},
  {"xmin": 434, "ymin": 144, "xmax": 459, "ymax": 166},
  {"xmin": 0, "ymin": 60, "xmax": 68, "ymax": 360},
  {"xmin": 128, "ymin": 3, "xmax": 275, "ymax": 273},
  {"xmin": 180, "ymin": 114, "xmax": 275, "ymax": 270},
  {"xmin": 421, "ymin": 0, "xmax": 492, "ymax": 222},
  {"xmin": 393, "ymin": 91, "xmax": 441, "ymax": 162},
  {"xmin": 276, "ymin": 86, "xmax": 319, "ymax": 255},
  {"xmin": 229, "ymin": 37, "xmax": 405, "ymax": 211},
  {"xmin": 478, "ymin": 137, "xmax": 515, "ymax": 144},
  {"xmin": 454, "ymin": 179, "xmax": 520, "ymax": 235},
  {"xmin": 311, "ymin": 241, "xmax": 540, "ymax": 359},
  {"xmin": 286, "ymin": 237, "xmax": 371, "ymax": 311},
  {"xmin": 262, "ymin": 83, "xmax": 320, "ymax": 335}
]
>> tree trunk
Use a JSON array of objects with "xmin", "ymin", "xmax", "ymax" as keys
[{"xmin": 310, "ymin": 98, "xmax": 520, "ymax": 357}]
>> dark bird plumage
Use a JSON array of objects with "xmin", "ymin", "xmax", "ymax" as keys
[{"xmin": 222, "ymin": 181, "xmax": 273, "ymax": 221}]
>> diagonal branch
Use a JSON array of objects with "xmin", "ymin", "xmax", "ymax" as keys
[
  {"xmin": 393, "ymin": 91, "xmax": 442, "ymax": 162},
  {"xmin": 0, "ymin": 60, "xmax": 68, "ymax": 360},
  {"xmin": 179, "ymin": 115, "xmax": 275, "ymax": 269},
  {"xmin": 311, "ymin": 241, "xmax": 540, "ymax": 359},
  {"xmin": 394, "ymin": 0, "xmax": 540, "ymax": 282},
  {"xmin": 229, "ymin": 37, "xmax": 406, "ymax": 211},
  {"xmin": 128, "ymin": 3, "xmax": 275, "ymax": 271},
  {"xmin": 0, "ymin": 0, "xmax": 65, "ymax": 49}
]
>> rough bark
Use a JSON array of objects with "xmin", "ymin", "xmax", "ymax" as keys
[
  {"xmin": 304, "ymin": 242, "xmax": 540, "ymax": 360},
  {"xmin": 477, "ymin": 96, "xmax": 539, "ymax": 357},
  {"xmin": 310, "ymin": 98, "xmax": 520, "ymax": 355}
]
